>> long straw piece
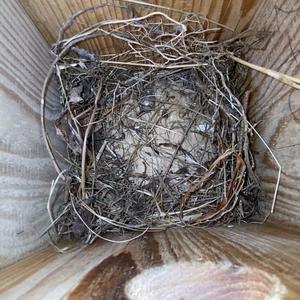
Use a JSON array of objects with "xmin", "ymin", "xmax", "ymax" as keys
[{"xmin": 230, "ymin": 55, "xmax": 300, "ymax": 90}]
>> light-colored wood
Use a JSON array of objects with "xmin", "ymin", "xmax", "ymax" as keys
[
  {"xmin": 0, "ymin": 224, "xmax": 298, "ymax": 299},
  {"xmin": 20, "ymin": 0, "xmax": 260, "ymax": 52},
  {"xmin": 245, "ymin": 0, "xmax": 300, "ymax": 226},
  {"xmin": 0, "ymin": 0, "xmax": 61, "ymax": 268},
  {"xmin": 18, "ymin": 0, "xmax": 300, "ymax": 226},
  {"xmin": 0, "ymin": 1, "xmax": 300, "ymax": 299}
]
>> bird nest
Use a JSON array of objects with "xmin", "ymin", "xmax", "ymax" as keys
[{"xmin": 42, "ymin": 3, "xmax": 268, "ymax": 245}]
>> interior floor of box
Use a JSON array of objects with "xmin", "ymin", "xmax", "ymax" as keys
[{"xmin": 0, "ymin": 223, "xmax": 299, "ymax": 300}]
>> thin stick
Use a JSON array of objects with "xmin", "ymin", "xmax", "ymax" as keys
[
  {"xmin": 63, "ymin": 12, "xmax": 187, "ymax": 47},
  {"xmin": 120, "ymin": 0, "xmax": 234, "ymax": 31},
  {"xmin": 41, "ymin": 203, "xmax": 70, "ymax": 237},
  {"xmin": 247, "ymin": 122, "xmax": 281, "ymax": 214},
  {"xmin": 81, "ymin": 83, "xmax": 102, "ymax": 199},
  {"xmin": 47, "ymin": 169, "xmax": 66, "ymax": 232},
  {"xmin": 96, "ymin": 140, "xmax": 108, "ymax": 162},
  {"xmin": 91, "ymin": 59, "xmax": 208, "ymax": 68},
  {"xmin": 71, "ymin": 198, "xmax": 149, "ymax": 243}
]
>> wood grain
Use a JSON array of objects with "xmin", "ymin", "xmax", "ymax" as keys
[
  {"xmin": 19, "ymin": 0, "xmax": 260, "ymax": 52},
  {"xmin": 0, "ymin": 0, "xmax": 60, "ymax": 268},
  {"xmin": 0, "ymin": 224, "xmax": 298, "ymax": 299},
  {"xmin": 245, "ymin": 0, "xmax": 300, "ymax": 226},
  {"xmin": 0, "ymin": 1, "xmax": 299, "ymax": 299},
  {"xmin": 18, "ymin": 0, "xmax": 300, "ymax": 226}
]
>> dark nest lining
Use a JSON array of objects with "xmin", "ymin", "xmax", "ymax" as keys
[{"xmin": 41, "ymin": 3, "xmax": 271, "ymax": 246}]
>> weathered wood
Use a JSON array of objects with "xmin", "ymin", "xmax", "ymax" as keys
[
  {"xmin": 0, "ymin": 224, "xmax": 298, "ymax": 299},
  {"xmin": 0, "ymin": 1, "xmax": 300, "ymax": 299},
  {"xmin": 0, "ymin": 0, "xmax": 60, "ymax": 268},
  {"xmin": 18, "ymin": 0, "xmax": 300, "ymax": 226},
  {"xmin": 245, "ymin": 0, "xmax": 300, "ymax": 226},
  {"xmin": 19, "ymin": 0, "xmax": 260, "ymax": 52}
]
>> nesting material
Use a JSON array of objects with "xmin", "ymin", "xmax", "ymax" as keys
[{"xmin": 43, "ymin": 3, "xmax": 267, "ymax": 245}]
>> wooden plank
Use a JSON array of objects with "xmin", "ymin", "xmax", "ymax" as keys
[
  {"xmin": 0, "ymin": 0, "xmax": 60, "ymax": 268},
  {"xmin": 18, "ymin": 0, "xmax": 300, "ymax": 225},
  {"xmin": 0, "ymin": 224, "xmax": 298, "ymax": 299},
  {"xmin": 20, "ymin": 0, "xmax": 260, "ymax": 51},
  {"xmin": 0, "ymin": 3, "xmax": 298, "ymax": 300},
  {"xmin": 245, "ymin": 0, "xmax": 300, "ymax": 226}
]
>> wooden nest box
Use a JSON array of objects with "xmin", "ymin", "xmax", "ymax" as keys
[{"xmin": 0, "ymin": 1, "xmax": 299, "ymax": 299}]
